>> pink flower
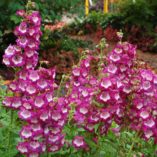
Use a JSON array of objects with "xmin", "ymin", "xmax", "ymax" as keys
[
  {"xmin": 16, "ymin": 10, "xmax": 25, "ymax": 17},
  {"xmin": 20, "ymin": 126, "xmax": 33, "ymax": 139},
  {"xmin": 100, "ymin": 78, "xmax": 112, "ymax": 89},
  {"xmin": 18, "ymin": 109, "xmax": 32, "ymax": 120},
  {"xmin": 72, "ymin": 136, "xmax": 87, "ymax": 149},
  {"xmin": 27, "ymin": 11, "xmax": 41, "ymax": 26},
  {"xmin": 34, "ymin": 95, "xmax": 45, "ymax": 108},
  {"xmin": 100, "ymin": 110, "xmax": 111, "ymax": 121},
  {"xmin": 4, "ymin": 45, "xmax": 15, "ymax": 56},
  {"xmin": 15, "ymin": 22, "xmax": 28, "ymax": 35},
  {"xmin": 16, "ymin": 36, "xmax": 28, "ymax": 48}
]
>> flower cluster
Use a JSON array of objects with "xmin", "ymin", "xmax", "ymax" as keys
[
  {"xmin": 67, "ymin": 41, "xmax": 142, "ymax": 148},
  {"xmin": 129, "ymin": 69, "xmax": 157, "ymax": 141},
  {"xmin": 69, "ymin": 40, "xmax": 157, "ymax": 148},
  {"xmin": 68, "ymin": 55, "xmax": 100, "ymax": 148},
  {"xmin": 99, "ymin": 42, "xmax": 157, "ymax": 142},
  {"xmin": 3, "ymin": 10, "xmax": 41, "ymax": 69},
  {"xmin": 2, "ymin": 10, "xmax": 70, "ymax": 157},
  {"xmin": 97, "ymin": 42, "xmax": 137, "ymax": 133}
]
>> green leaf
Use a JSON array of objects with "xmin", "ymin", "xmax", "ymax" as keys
[{"xmin": 10, "ymin": 15, "xmax": 21, "ymax": 24}]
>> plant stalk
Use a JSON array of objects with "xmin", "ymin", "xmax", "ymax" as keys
[
  {"xmin": 57, "ymin": 74, "xmax": 65, "ymax": 97},
  {"xmin": 8, "ymin": 110, "xmax": 14, "ymax": 150},
  {"xmin": 127, "ymin": 132, "xmax": 139, "ymax": 157}
]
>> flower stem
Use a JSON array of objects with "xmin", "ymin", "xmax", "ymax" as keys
[
  {"xmin": 98, "ymin": 38, "xmax": 106, "ymax": 76},
  {"xmin": 46, "ymin": 151, "xmax": 50, "ymax": 157},
  {"xmin": 8, "ymin": 110, "xmax": 14, "ymax": 150},
  {"xmin": 57, "ymin": 74, "xmax": 65, "ymax": 97},
  {"xmin": 127, "ymin": 132, "xmax": 139, "ymax": 157}
]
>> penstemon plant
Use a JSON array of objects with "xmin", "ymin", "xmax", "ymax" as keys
[
  {"xmin": 2, "ymin": 1, "xmax": 157, "ymax": 157},
  {"xmin": 2, "ymin": 1, "xmax": 69, "ymax": 157}
]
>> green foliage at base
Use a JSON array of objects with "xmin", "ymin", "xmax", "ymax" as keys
[{"xmin": 0, "ymin": 85, "xmax": 21, "ymax": 157}]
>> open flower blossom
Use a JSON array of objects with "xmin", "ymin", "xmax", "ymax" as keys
[{"xmin": 72, "ymin": 136, "xmax": 87, "ymax": 149}]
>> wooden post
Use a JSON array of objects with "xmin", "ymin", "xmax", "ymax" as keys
[
  {"xmin": 85, "ymin": 0, "xmax": 89, "ymax": 16},
  {"xmin": 104, "ymin": 0, "xmax": 109, "ymax": 13}
]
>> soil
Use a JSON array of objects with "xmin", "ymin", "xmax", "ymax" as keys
[{"xmin": 136, "ymin": 50, "xmax": 157, "ymax": 69}]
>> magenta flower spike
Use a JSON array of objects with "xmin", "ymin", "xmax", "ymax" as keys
[{"xmin": 2, "ymin": 7, "xmax": 71, "ymax": 156}]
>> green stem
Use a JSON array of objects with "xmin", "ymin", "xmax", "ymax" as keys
[
  {"xmin": 46, "ymin": 145, "xmax": 51, "ymax": 157},
  {"xmin": 57, "ymin": 74, "xmax": 65, "ymax": 97},
  {"xmin": 127, "ymin": 132, "xmax": 139, "ymax": 157},
  {"xmin": 8, "ymin": 110, "xmax": 14, "ymax": 150},
  {"xmin": 47, "ymin": 152, "xmax": 51, "ymax": 157},
  {"xmin": 100, "ymin": 46, "xmax": 104, "ymax": 65},
  {"xmin": 98, "ymin": 38, "xmax": 106, "ymax": 75}
]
